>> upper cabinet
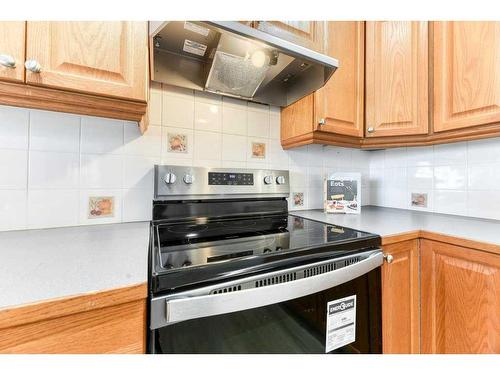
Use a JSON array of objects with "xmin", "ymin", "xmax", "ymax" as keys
[
  {"xmin": 281, "ymin": 21, "xmax": 365, "ymax": 148},
  {"xmin": 365, "ymin": 21, "xmax": 429, "ymax": 137},
  {"xmin": 433, "ymin": 21, "xmax": 500, "ymax": 132},
  {"xmin": 0, "ymin": 21, "xmax": 148, "ymax": 131},
  {"xmin": 253, "ymin": 21, "xmax": 326, "ymax": 54},
  {"xmin": 0, "ymin": 22, "xmax": 26, "ymax": 83},
  {"xmin": 25, "ymin": 22, "xmax": 148, "ymax": 102}
]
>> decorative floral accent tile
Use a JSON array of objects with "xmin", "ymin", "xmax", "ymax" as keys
[
  {"xmin": 411, "ymin": 192, "xmax": 428, "ymax": 208},
  {"xmin": 88, "ymin": 196, "xmax": 115, "ymax": 219},
  {"xmin": 293, "ymin": 192, "xmax": 304, "ymax": 207},
  {"xmin": 251, "ymin": 142, "xmax": 266, "ymax": 159},
  {"xmin": 167, "ymin": 133, "xmax": 188, "ymax": 153}
]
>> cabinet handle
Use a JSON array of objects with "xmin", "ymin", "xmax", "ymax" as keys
[
  {"xmin": 367, "ymin": 127, "xmax": 375, "ymax": 133},
  {"xmin": 318, "ymin": 118, "xmax": 326, "ymax": 126},
  {"xmin": 0, "ymin": 54, "xmax": 16, "ymax": 68},
  {"xmin": 25, "ymin": 59, "xmax": 42, "ymax": 73},
  {"xmin": 383, "ymin": 254, "xmax": 394, "ymax": 264}
]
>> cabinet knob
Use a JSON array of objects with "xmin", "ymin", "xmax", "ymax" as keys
[
  {"xmin": 0, "ymin": 54, "xmax": 16, "ymax": 68},
  {"xmin": 367, "ymin": 127, "xmax": 375, "ymax": 133},
  {"xmin": 25, "ymin": 59, "xmax": 42, "ymax": 73},
  {"xmin": 318, "ymin": 118, "xmax": 326, "ymax": 126},
  {"xmin": 384, "ymin": 254, "xmax": 394, "ymax": 264}
]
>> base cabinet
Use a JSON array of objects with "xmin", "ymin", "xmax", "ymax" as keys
[
  {"xmin": 421, "ymin": 239, "xmax": 500, "ymax": 353},
  {"xmin": 381, "ymin": 240, "xmax": 420, "ymax": 353}
]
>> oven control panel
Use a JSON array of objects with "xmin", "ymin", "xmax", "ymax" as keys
[
  {"xmin": 208, "ymin": 172, "xmax": 254, "ymax": 186},
  {"xmin": 155, "ymin": 165, "xmax": 289, "ymax": 199}
]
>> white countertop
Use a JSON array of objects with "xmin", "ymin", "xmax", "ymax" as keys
[
  {"xmin": 291, "ymin": 206, "xmax": 500, "ymax": 246},
  {"xmin": 2, "ymin": 207, "xmax": 499, "ymax": 310},
  {"xmin": 0, "ymin": 222, "xmax": 150, "ymax": 310}
]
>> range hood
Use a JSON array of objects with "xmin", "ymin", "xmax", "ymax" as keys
[{"xmin": 149, "ymin": 21, "xmax": 339, "ymax": 107}]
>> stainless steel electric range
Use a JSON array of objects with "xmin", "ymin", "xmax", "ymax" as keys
[{"xmin": 148, "ymin": 165, "xmax": 383, "ymax": 354}]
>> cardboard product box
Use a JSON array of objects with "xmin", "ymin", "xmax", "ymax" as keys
[{"xmin": 324, "ymin": 173, "xmax": 361, "ymax": 214}]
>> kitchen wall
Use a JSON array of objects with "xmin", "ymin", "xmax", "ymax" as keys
[
  {"xmin": 368, "ymin": 139, "xmax": 500, "ymax": 220},
  {"xmin": 0, "ymin": 83, "xmax": 370, "ymax": 231}
]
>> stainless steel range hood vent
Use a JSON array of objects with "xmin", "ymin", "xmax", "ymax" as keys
[{"xmin": 149, "ymin": 21, "xmax": 339, "ymax": 107}]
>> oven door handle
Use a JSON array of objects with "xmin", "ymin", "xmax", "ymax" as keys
[{"xmin": 151, "ymin": 249, "xmax": 383, "ymax": 329}]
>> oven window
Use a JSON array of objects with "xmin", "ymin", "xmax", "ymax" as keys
[{"xmin": 150, "ymin": 269, "xmax": 381, "ymax": 354}]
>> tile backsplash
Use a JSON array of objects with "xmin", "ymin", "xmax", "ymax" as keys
[
  {"xmin": 368, "ymin": 139, "xmax": 500, "ymax": 220},
  {"xmin": 0, "ymin": 83, "xmax": 370, "ymax": 231},
  {"xmin": 1, "ymin": 82, "xmax": 498, "ymax": 231}
]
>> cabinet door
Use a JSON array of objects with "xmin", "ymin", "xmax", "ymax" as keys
[
  {"xmin": 381, "ymin": 240, "xmax": 420, "ymax": 353},
  {"xmin": 25, "ymin": 22, "xmax": 148, "ymax": 101},
  {"xmin": 365, "ymin": 21, "xmax": 428, "ymax": 137},
  {"xmin": 314, "ymin": 21, "xmax": 364, "ymax": 137},
  {"xmin": 421, "ymin": 240, "xmax": 500, "ymax": 353},
  {"xmin": 254, "ymin": 21, "xmax": 326, "ymax": 54},
  {"xmin": 0, "ymin": 21, "xmax": 26, "ymax": 83},
  {"xmin": 434, "ymin": 22, "xmax": 500, "ymax": 132}
]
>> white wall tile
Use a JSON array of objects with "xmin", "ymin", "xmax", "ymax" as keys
[
  {"xmin": 194, "ymin": 131, "xmax": 222, "ymax": 161},
  {"xmin": 368, "ymin": 150, "xmax": 385, "ymax": 169},
  {"xmin": 468, "ymin": 138, "xmax": 500, "ymax": 164},
  {"xmin": 468, "ymin": 162, "xmax": 500, "ymax": 190},
  {"xmin": 123, "ymin": 123, "xmax": 161, "ymax": 157},
  {"xmin": 247, "ymin": 110, "xmax": 270, "ymax": 138},
  {"xmin": 384, "ymin": 187, "xmax": 408, "ymax": 209},
  {"xmin": 148, "ymin": 82, "xmax": 162, "ymax": 126},
  {"xmin": 407, "ymin": 166, "xmax": 433, "ymax": 189},
  {"xmin": 434, "ymin": 143, "xmax": 466, "ymax": 165},
  {"xmin": 384, "ymin": 167, "xmax": 407, "ymax": 188},
  {"xmin": 434, "ymin": 190, "xmax": 467, "ymax": 216},
  {"xmin": 268, "ymin": 139, "xmax": 289, "ymax": 168},
  {"xmin": 384, "ymin": 148, "xmax": 407, "ymax": 168},
  {"xmin": 222, "ymin": 134, "xmax": 247, "ymax": 162},
  {"xmin": 122, "ymin": 188, "xmax": 153, "ymax": 222},
  {"xmin": 324, "ymin": 146, "xmax": 352, "ymax": 168},
  {"xmin": 162, "ymin": 94, "xmax": 194, "ymax": 128},
  {"xmin": 467, "ymin": 190, "xmax": 500, "ymax": 220},
  {"xmin": 434, "ymin": 165, "xmax": 467, "ymax": 190},
  {"xmin": 0, "ymin": 105, "xmax": 29, "ymax": 150},
  {"xmin": 307, "ymin": 167, "xmax": 324, "ymax": 189},
  {"xmin": 194, "ymin": 101, "xmax": 222, "ymax": 132},
  {"xmin": 122, "ymin": 156, "xmax": 157, "ymax": 190},
  {"xmin": 0, "ymin": 190, "xmax": 27, "ymax": 230},
  {"xmin": 79, "ymin": 189, "xmax": 122, "ymax": 225},
  {"xmin": 0, "ymin": 149, "xmax": 28, "ymax": 189},
  {"xmin": 29, "ymin": 151, "xmax": 79, "ymax": 189},
  {"xmin": 269, "ymin": 114, "xmax": 281, "ymax": 140},
  {"xmin": 80, "ymin": 154, "xmax": 123, "ymax": 189},
  {"xmin": 406, "ymin": 146, "xmax": 433, "ymax": 166},
  {"xmin": 28, "ymin": 189, "xmax": 79, "ymax": 229},
  {"xmin": 30, "ymin": 110, "xmax": 80, "ymax": 152},
  {"xmin": 222, "ymin": 106, "xmax": 247, "ymax": 136},
  {"xmin": 81, "ymin": 117, "xmax": 123, "ymax": 154}
]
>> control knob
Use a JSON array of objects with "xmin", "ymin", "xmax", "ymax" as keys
[
  {"xmin": 276, "ymin": 176, "xmax": 286, "ymax": 185},
  {"xmin": 263, "ymin": 175, "xmax": 273, "ymax": 185},
  {"xmin": 163, "ymin": 172, "xmax": 177, "ymax": 184},
  {"xmin": 183, "ymin": 174, "xmax": 195, "ymax": 184}
]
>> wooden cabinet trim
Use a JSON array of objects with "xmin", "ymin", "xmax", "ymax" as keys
[
  {"xmin": 0, "ymin": 81, "xmax": 147, "ymax": 129},
  {"xmin": 0, "ymin": 282, "xmax": 147, "ymax": 330}
]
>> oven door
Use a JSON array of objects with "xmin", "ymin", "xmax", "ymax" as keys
[{"xmin": 149, "ymin": 249, "xmax": 382, "ymax": 354}]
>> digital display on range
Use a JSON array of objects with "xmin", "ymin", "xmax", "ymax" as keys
[{"xmin": 208, "ymin": 172, "xmax": 254, "ymax": 185}]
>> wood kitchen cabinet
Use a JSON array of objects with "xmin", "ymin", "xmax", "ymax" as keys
[
  {"xmin": 0, "ymin": 21, "xmax": 149, "ymax": 132},
  {"xmin": 381, "ymin": 239, "xmax": 420, "ymax": 354},
  {"xmin": 253, "ymin": 21, "xmax": 327, "ymax": 54},
  {"xmin": 0, "ymin": 21, "xmax": 26, "ymax": 83},
  {"xmin": 365, "ymin": 21, "xmax": 429, "ymax": 137},
  {"xmin": 433, "ymin": 21, "xmax": 500, "ymax": 132},
  {"xmin": 421, "ymin": 239, "xmax": 500, "ymax": 353},
  {"xmin": 281, "ymin": 21, "xmax": 365, "ymax": 148},
  {"xmin": 25, "ymin": 21, "xmax": 148, "ymax": 101}
]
